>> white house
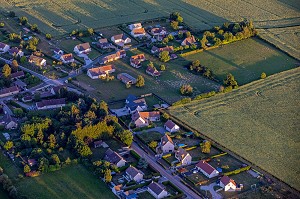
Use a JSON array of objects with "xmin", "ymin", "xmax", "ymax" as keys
[
  {"xmin": 104, "ymin": 149, "xmax": 126, "ymax": 168},
  {"xmin": 220, "ymin": 175, "xmax": 237, "ymax": 191},
  {"xmin": 111, "ymin": 34, "xmax": 131, "ymax": 47},
  {"xmin": 196, "ymin": 160, "xmax": 219, "ymax": 178},
  {"xmin": 74, "ymin": 43, "xmax": 91, "ymax": 55},
  {"xmin": 131, "ymin": 111, "xmax": 160, "ymax": 128},
  {"xmin": 0, "ymin": 114, "xmax": 18, "ymax": 130},
  {"xmin": 148, "ymin": 182, "xmax": 168, "ymax": 199},
  {"xmin": 131, "ymin": 28, "xmax": 146, "ymax": 38},
  {"xmin": 128, "ymin": 23, "xmax": 142, "ymax": 30},
  {"xmin": 29, "ymin": 55, "xmax": 46, "ymax": 67},
  {"xmin": 164, "ymin": 120, "xmax": 180, "ymax": 133},
  {"xmin": 36, "ymin": 98, "xmax": 66, "ymax": 110},
  {"xmin": 159, "ymin": 134, "xmax": 174, "ymax": 153},
  {"xmin": 0, "ymin": 42, "xmax": 10, "ymax": 53},
  {"xmin": 8, "ymin": 47, "xmax": 24, "ymax": 57},
  {"xmin": 151, "ymin": 27, "xmax": 167, "ymax": 36},
  {"xmin": 126, "ymin": 166, "xmax": 144, "ymax": 183},
  {"xmin": 60, "ymin": 53, "xmax": 74, "ymax": 63},
  {"xmin": 87, "ymin": 65, "xmax": 115, "ymax": 79},
  {"xmin": 175, "ymin": 148, "xmax": 192, "ymax": 166}
]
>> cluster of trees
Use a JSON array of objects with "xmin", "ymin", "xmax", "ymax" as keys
[
  {"xmin": 189, "ymin": 60, "xmax": 214, "ymax": 79},
  {"xmin": 0, "ymin": 167, "xmax": 19, "ymax": 199},
  {"xmin": 223, "ymin": 73, "xmax": 238, "ymax": 89},
  {"xmin": 201, "ymin": 141, "xmax": 211, "ymax": 153},
  {"xmin": 170, "ymin": 12, "xmax": 183, "ymax": 30},
  {"xmin": 159, "ymin": 51, "xmax": 170, "ymax": 62},
  {"xmin": 26, "ymin": 37, "xmax": 39, "ymax": 51},
  {"xmin": 180, "ymin": 84, "xmax": 193, "ymax": 96},
  {"xmin": 70, "ymin": 28, "xmax": 94, "ymax": 37},
  {"xmin": 135, "ymin": 75, "xmax": 145, "ymax": 88}
]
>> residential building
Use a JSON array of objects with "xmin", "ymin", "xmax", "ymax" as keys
[
  {"xmin": 125, "ymin": 95, "xmax": 147, "ymax": 114},
  {"xmin": 50, "ymin": 85, "xmax": 67, "ymax": 95},
  {"xmin": 104, "ymin": 148, "xmax": 126, "ymax": 168},
  {"xmin": 151, "ymin": 46, "xmax": 174, "ymax": 54},
  {"xmin": 146, "ymin": 66, "xmax": 160, "ymax": 77},
  {"xmin": 120, "ymin": 190, "xmax": 137, "ymax": 199},
  {"xmin": 0, "ymin": 86, "xmax": 20, "ymax": 98},
  {"xmin": 131, "ymin": 28, "xmax": 146, "ymax": 38},
  {"xmin": 148, "ymin": 182, "xmax": 168, "ymax": 199},
  {"xmin": 151, "ymin": 27, "xmax": 167, "ymax": 36},
  {"xmin": 111, "ymin": 34, "xmax": 131, "ymax": 47},
  {"xmin": 97, "ymin": 38, "xmax": 113, "ymax": 49},
  {"xmin": 130, "ymin": 54, "xmax": 145, "ymax": 68},
  {"xmin": 0, "ymin": 114, "xmax": 18, "ymax": 130},
  {"xmin": 159, "ymin": 134, "xmax": 174, "ymax": 153},
  {"xmin": 220, "ymin": 175, "xmax": 237, "ymax": 191},
  {"xmin": 29, "ymin": 55, "xmax": 46, "ymax": 67},
  {"xmin": 60, "ymin": 53, "xmax": 74, "ymax": 63},
  {"xmin": 128, "ymin": 23, "xmax": 142, "ymax": 30},
  {"xmin": 87, "ymin": 65, "xmax": 115, "ymax": 79},
  {"xmin": 10, "ymin": 71, "xmax": 25, "ymax": 80},
  {"xmin": 101, "ymin": 50, "xmax": 126, "ymax": 64},
  {"xmin": 175, "ymin": 148, "xmax": 192, "ymax": 166},
  {"xmin": 13, "ymin": 79, "xmax": 27, "ymax": 90},
  {"xmin": 126, "ymin": 166, "xmax": 144, "ymax": 182},
  {"xmin": 36, "ymin": 98, "xmax": 66, "ymax": 110},
  {"xmin": 196, "ymin": 160, "xmax": 220, "ymax": 178},
  {"xmin": 74, "ymin": 43, "xmax": 91, "ymax": 54},
  {"xmin": 53, "ymin": 48, "xmax": 64, "ymax": 55},
  {"xmin": 94, "ymin": 140, "xmax": 103, "ymax": 148},
  {"xmin": 22, "ymin": 96, "xmax": 32, "ymax": 103},
  {"xmin": 164, "ymin": 120, "xmax": 180, "ymax": 133},
  {"xmin": 0, "ymin": 42, "xmax": 10, "ymax": 53},
  {"xmin": 8, "ymin": 47, "xmax": 24, "ymax": 57},
  {"xmin": 181, "ymin": 36, "xmax": 196, "ymax": 46},
  {"xmin": 117, "ymin": 73, "xmax": 137, "ymax": 85},
  {"xmin": 131, "ymin": 111, "xmax": 160, "ymax": 127}
]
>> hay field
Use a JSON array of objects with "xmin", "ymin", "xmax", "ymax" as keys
[{"xmin": 169, "ymin": 67, "xmax": 300, "ymax": 190}]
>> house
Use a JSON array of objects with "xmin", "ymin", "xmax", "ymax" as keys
[
  {"xmin": 120, "ymin": 190, "xmax": 137, "ymax": 199},
  {"xmin": 220, "ymin": 175, "xmax": 237, "ymax": 191},
  {"xmin": 131, "ymin": 28, "xmax": 146, "ymax": 38},
  {"xmin": 101, "ymin": 50, "xmax": 126, "ymax": 64},
  {"xmin": 117, "ymin": 73, "xmax": 137, "ymax": 85},
  {"xmin": 0, "ymin": 42, "xmax": 10, "ymax": 53},
  {"xmin": 0, "ymin": 86, "xmax": 20, "ymax": 98},
  {"xmin": 111, "ymin": 34, "xmax": 131, "ymax": 47},
  {"xmin": 50, "ymin": 85, "xmax": 67, "ymax": 95},
  {"xmin": 125, "ymin": 95, "xmax": 147, "ymax": 114},
  {"xmin": 175, "ymin": 148, "xmax": 192, "ymax": 166},
  {"xmin": 170, "ymin": 54, "xmax": 178, "ymax": 60},
  {"xmin": 196, "ymin": 160, "xmax": 219, "ymax": 178},
  {"xmin": 97, "ymin": 38, "xmax": 113, "ymax": 49},
  {"xmin": 181, "ymin": 36, "xmax": 196, "ymax": 46},
  {"xmin": 74, "ymin": 43, "xmax": 91, "ymax": 54},
  {"xmin": 13, "ymin": 79, "xmax": 27, "ymax": 90},
  {"xmin": 29, "ymin": 55, "xmax": 46, "ymax": 67},
  {"xmin": 130, "ymin": 54, "xmax": 145, "ymax": 68},
  {"xmin": 148, "ymin": 182, "xmax": 168, "ymax": 199},
  {"xmin": 126, "ymin": 166, "xmax": 144, "ymax": 182},
  {"xmin": 94, "ymin": 140, "xmax": 103, "ymax": 148},
  {"xmin": 0, "ymin": 114, "xmax": 18, "ymax": 130},
  {"xmin": 60, "ymin": 53, "xmax": 74, "ymax": 63},
  {"xmin": 128, "ymin": 23, "xmax": 142, "ymax": 30},
  {"xmin": 151, "ymin": 27, "xmax": 167, "ymax": 36},
  {"xmin": 28, "ymin": 159, "xmax": 37, "ymax": 167},
  {"xmin": 151, "ymin": 46, "xmax": 174, "ymax": 54},
  {"xmin": 10, "ymin": 71, "xmax": 25, "ymax": 80},
  {"xmin": 8, "ymin": 47, "xmax": 24, "ymax": 57},
  {"xmin": 53, "ymin": 48, "xmax": 63, "ymax": 55},
  {"xmin": 159, "ymin": 134, "xmax": 174, "ymax": 153},
  {"xmin": 36, "ymin": 98, "xmax": 66, "ymax": 110},
  {"xmin": 87, "ymin": 65, "xmax": 115, "ymax": 79},
  {"xmin": 146, "ymin": 66, "xmax": 160, "ymax": 77},
  {"xmin": 164, "ymin": 120, "xmax": 180, "ymax": 133},
  {"xmin": 104, "ymin": 148, "xmax": 126, "ymax": 168},
  {"xmin": 131, "ymin": 111, "xmax": 160, "ymax": 128},
  {"xmin": 22, "ymin": 96, "xmax": 32, "ymax": 103}
]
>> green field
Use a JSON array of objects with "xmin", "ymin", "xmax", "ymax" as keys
[
  {"xmin": 169, "ymin": 67, "xmax": 300, "ymax": 190},
  {"xmin": 184, "ymin": 38, "xmax": 298, "ymax": 85}
]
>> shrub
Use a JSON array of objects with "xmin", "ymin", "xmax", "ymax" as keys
[
  {"xmin": 172, "ymin": 98, "xmax": 192, "ymax": 106},
  {"xmin": 261, "ymin": 72, "xmax": 267, "ymax": 79},
  {"xmin": 130, "ymin": 150, "xmax": 140, "ymax": 160}
]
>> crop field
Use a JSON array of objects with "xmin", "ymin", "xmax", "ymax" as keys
[
  {"xmin": 169, "ymin": 67, "xmax": 300, "ymax": 190},
  {"xmin": 184, "ymin": 37, "xmax": 299, "ymax": 85}
]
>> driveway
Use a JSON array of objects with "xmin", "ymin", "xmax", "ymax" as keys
[
  {"xmin": 110, "ymin": 107, "xmax": 129, "ymax": 117},
  {"xmin": 135, "ymin": 127, "xmax": 166, "ymax": 135},
  {"xmin": 200, "ymin": 182, "xmax": 222, "ymax": 199}
]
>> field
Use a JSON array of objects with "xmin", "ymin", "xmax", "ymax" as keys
[
  {"xmin": 184, "ymin": 37, "xmax": 298, "ymax": 85},
  {"xmin": 169, "ymin": 67, "xmax": 300, "ymax": 190}
]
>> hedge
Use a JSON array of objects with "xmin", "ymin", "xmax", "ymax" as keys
[
  {"xmin": 123, "ymin": 181, "xmax": 151, "ymax": 191},
  {"xmin": 185, "ymin": 146, "xmax": 197, "ymax": 151},
  {"xmin": 224, "ymin": 166, "xmax": 251, "ymax": 176},
  {"xmin": 130, "ymin": 150, "xmax": 140, "ymax": 160},
  {"xmin": 172, "ymin": 98, "xmax": 191, "ymax": 106},
  {"xmin": 162, "ymin": 181, "xmax": 184, "ymax": 199},
  {"xmin": 162, "ymin": 153, "xmax": 172, "ymax": 158},
  {"xmin": 180, "ymin": 49, "xmax": 203, "ymax": 57},
  {"xmin": 210, "ymin": 152, "xmax": 227, "ymax": 159}
]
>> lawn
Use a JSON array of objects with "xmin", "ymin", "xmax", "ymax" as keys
[
  {"xmin": 209, "ymin": 155, "xmax": 243, "ymax": 172},
  {"xmin": 137, "ymin": 131, "xmax": 162, "ymax": 143},
  {"xmin": 16, "ymin": 164, "xmax": 116, "ymax": 199},
  {"xmin": 183, "ymin": 37, "xmax": 299, "ymax": 85},
  {"xmin": 169, "ymin": 67, "xmax": 300, "ymax": 190},
  {"xmin": 138, "ymin": 191, "xmax": 155, "ymax": 199}
]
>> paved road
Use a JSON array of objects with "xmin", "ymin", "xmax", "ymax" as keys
[
  {"xmin": 131, "ymin": 142, "xmax": 202, "ymax": 199},
  {"xmin": 200, "ymin": 182, "xmax": 222, "ymax": 199}
]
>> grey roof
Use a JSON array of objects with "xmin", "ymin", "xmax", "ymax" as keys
[
  {"xmin": 126, "ymin": 166, "xmax": 143, "ymax": 178},
  {"xmin": 148, "ymin": 182, "xmax": 165, "ymax": 195},
  {"xmin": 104, "ymin": 148, "xmax": 124, "ymax": 165}
]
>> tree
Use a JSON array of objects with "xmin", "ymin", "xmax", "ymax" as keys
[
  {"xmin": 31, "ymin": 24, "xmax": 38, "ymax": 31},
  {"xmin": 135, "ymin": 75, "xmax": 145, "ymax": 87},
  {"xmin": 185, "ymin": 31, "xmax": 191, "ymax": 38},
  {"xmin": 2, "ymin": 64, "xmax": 11, "ymax": 78},
  {"xmin": 0, "ymin": 166, "xmax": 3, "ymax": 175},
  {"xmin": 48, "ymin": 134, "xmax": 56, "ymax": 149},
  {"xmin": 201, "ymin": 141, "xmax": 211, "ymax": 153},
  {"xmin": 78, "ymin": 145, "xmax": 92, "ymax": 157},
  {"xmin": 9, "ymin": 11, "xmax": 15, "ymax": 18},
  {"xmin": 148, "ymin": 61, "xmax": 154, "ymax": 68},
  {"xmin": 13, "ymin": 108, "xmax": 23, "ymax": 117},
  {"xmin": 167, "ymin": 34, "xmax": 174, "ymax": 41},
  {"xmin": 4, "ymin": 141, "xmax": 13, "ymax": 151},
  {"xmin": 51, "ymin": 154, "xmax": 60, "ymax": 165},
  {"xmin": 162, "ymin": 113, "xmax": 170, "ymax": 120},
  {"xmin": 160, "ymin": 64, "xmax": 166, "ymax": 71},
  {"xmin": 261, "ymin": 72, "xmax": 267, "ymax": 79},
  {"xmin": 180, "ymin": 84, "xmax": 193, "ymax": 96},
  {"xmin": 19, "ymin": 16, "xmax": 28, "ymax": 25},
  {"xmin": 11, "ymin": 60, "xmax": 18, "ymax": 72},
  {"xmin": 23, "ymin": 164, "xmax": 31, "ymax": 173},
  {"xmin": 224, "ymin": 73, "xmax": 238, "ymax": 89},
  {"xmin": 170, "ymin": 12, "xmax": 183, "ymax": 23},
  {"xmin": 37, "ymin": 129, "xmax": 44, "ymax": 144},
  {"xmin": 148, "ymin": 141, "xmax": 158, "ymax": 149},
  {"xmin": 159, "ymin": 51, "xmax": 170, "ymax": 62},
  {"xmin": 20, "ymin": 56, "xmax": 27, "ymax": 64},
  {"xmin": 137, "ymin": 157, "xmax": 148, "ymax": 169},
  {"xmin": 87, "ymin": 28, "xmax": 94, "ymax": 35},
  {"xmin": 104, "ymin": 169, "xmax": 112, "ymax": 183},
  {"xmin": 170, "ymin": 20, "xmax": 179, "ymax": 30},
  {"xmin": 0, "ymin": 22, "xmax": 4, "ymax": 28},
  {"xmin": 45, "ymin": 33, "xmax": 52, "ymax": 40},
  {"xmin": 118, "ymin": 130, "xmax": 133, "ymax": 146}
]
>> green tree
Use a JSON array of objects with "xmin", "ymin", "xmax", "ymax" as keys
[
  {"xmin": 0, "ymin": 166, "xmax": 3, "ymax": 175},
  {"xmin": 19, "ymin": 16, "xmax": 28, "ymax": 25},
  {"xmin": 78, "ymin": 145, "xmax": 92, "ymax": 157},
  {"xmin": 0, "ymin": 22, "xmax": 4, "ymax": 28},
  {"xmin": 180, "ymin": 84, "xmax": 193, "ymax": 96},
  {"xmin": 20, "ymin": 56, "xmax": 27, "ymax": 63},
  {"xmin": 31, "ymin": 24, "xmax": 38, "ymax": 31},
  {"xmin": 135, "ymin": 75, "xmax": 145, "ymax": 87},
  {"xmin": 159, "ymin": 51, "xmax": 170, "ymax": 62},
  {"xmin": 4, "ymin": 141, "xmax": 13, "ymax": 151},
  {"xmin": 224, "ymin": 73, "xmax": 238, "ymax": 89},
  {"xmin": 201, "ymin": 141, "xmax": 211, "ymax": 153},
  {"xmin": 148, "ymin": 141, "xmax": 158, "ymax": 149},
  {"xmin": 2, "ymin": 64, "xmax": 11, "ymax": 78},
  {"xmin": 167, "ymin": 34, "xmax": 174, "ymax": 41},
  {"xmin": 13, "ymin": 108, "xmax": 23, "ymax": 117},
  {"xmin": 160, "ymin": 64, "xmax": 166, "ymax": 71},
  {"xmin": 11, "ymin": 60, "xmax": 18, "ymax": 72},
  {"xmin": 87, "ymin": 28, "xmax": 94, "ymax": 35},
  {"xmin": 261, "ymin": 72, "xmax": 267, "ymax": 79},
  {"xmin": 65, "ymin": 157, "xmax": 71, "ymax": 165},
  {"xmin": 23, "ymin": 164, "xmax": 31, "ymax": 173},
  {"xmin": 48, "ymin": 134, "xmax": 56, "ymax": 149},
  {"xmin": 148, "ymin": 61, "xmax": 154, "ymax": 68},
  {"xmin": 170, "ymin": 20, "xmax": 179, "ymax": 30},
  {"xmin": 9, "ymin": 11, "xmax": 15, "ymax": 18},
  {"xmin": 137, "ymin": 157, "xmax": 148, "ymax": 169},
  {"xmin": 51, "ymin": 154, "xmax": 60, "ymax": 165},
  {"xmin": 37, "ymin": 129, "xmax": 44, "ymax": 144},
  {"xmin": 104, "ymin": 169, "xmax": 112, "ymax": 183},
  {"xmin": 119, "ymin": 130, "xmax": 133, "ymax": 146},
  {"xmin": 45, "ymin": 33, "xmax": 52, "ymax": 40},
  {"xmin": 185, "ymin": 31, "xmax": 191, "ymax": 38}
]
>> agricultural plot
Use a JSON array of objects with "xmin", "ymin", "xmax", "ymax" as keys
[
  {"xmin": 184, "ymin": 37, "xmax": 298, "ymax": 85},
  {"xmin": 169, "ymin": 67, "xmax": 300, "ymax": 190}
]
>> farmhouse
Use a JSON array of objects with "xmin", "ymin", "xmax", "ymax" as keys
[
  {"xmin": 104, "ymin": 148, "xmax": 126, "ymax": 168},
  {"xmin": 125, "ymin": 95, "xmax": 147, "ymax": 114},
  {"xmin": 10, "ymin": 71, "xmax": 25, "ymax": 80},
  {"xmin": 220, "ymin": 175, "xmax": 237, "ymax": 191},
  {"xmin": 175, "ymin": 148, "xmax": 192, "ymax": 166},
  {"xmin": 0, "ymin": 86, "xmax": 20, "ymax": 98},
  {"xmin": 196, "ymin": 160, "xmax": 219, "ymax": 178},
  {"xmin": 101, "ymin": 50, "xmax": 126, "ymax": 64},
  {"xmin": 126, "ymin": 166, "xmax": 144, "ymax": 182},
  {"xmin": 111, "ymin": 34, "xmax": 131, "ymax": 47},
  {"xmin": 36, "ymin": 98, "xmax": 66, "ymax": 110},
  {"xmin": 60, "ymin": 53, "xmax": 74, "ymax": 63},
  {"xmin": 181, "ymin": 36, "xmax": 196, "ymax": 46},
  {"xmin": 13, "ymin": 79, "xmax": 27, "ymax": 90},
  {"xmin": 151, "ymin": 27, "xmax": 167, "ymax": 36},
  {"xmin": 8, "ymin": 47, "xmax": 24, "ymax": 57},
  {"xmin": 151, "ymin": 46, "xmax": 174, "ymax": 54},
  {"xmin": 97, "ymin": 38, "xmax": 113, "ymax": 49},
  {"xmin": 87, "ymin": 65, "xmax": 115, "ymax": 79},
  {"xmin": 29, "ymin": 55, "xmax": 46, "ymax": 67},
  {"xmin": 128, "ymin": 23, "xmax": 142, "ymax": 30},
  {"xmin": 131, "ymin": 111, "xmax": 160, "ymax": 128},
  {"xmin": 159, "ymin": 134, "xmax": 174, "ymax": 153},
  {"xmin": 53, "ymin": 48, "xmax": 63, "ymax": 55},
  {"xmin": 74, "ymin": 43, "xmax": 91, "ymax": 54},
  {"xmin": 130, "ymin": 54, "xmax": 146, "ymax": 68},
  {"xmin": 0, "ymin": 114, "xmax": 18, "ymax": 130},
  {"xmin": 117, "ymin": 73, "xmax": 137, "ymax": 85},
  {"xmin": 0, "ymin": 42, "xmax": 10, "ymax": 53},
  {"xmin": 148, "ymin": 182, "xmax": 168, "ymax": 199},
  {"xmin": 131, "ymin": 28, "xmax": 146, "ymax": 38},
  {"xmin": 164, "ymin": 120, "xmax": 180, "ymax": 133},
  {"xmin": 146, "ymin": 66, "xmax": 160, "ymax": 77}
]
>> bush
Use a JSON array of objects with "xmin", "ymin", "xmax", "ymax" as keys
[
  {"xmin": 130, "ymin": 150, "xmax": 140, "ymax": 160},
  {"xmin": 185, "ymin": 146, "xmax": 197, "ymax": 151},
  {"xmin": 172, "ymin": 98, "xmax": 192, "ymax": 106},
  {"xmin": 261, "ymin": 72, "xmax": 267, "ymax": 79},
  {"xmin": 162, "ymin": 153, "xmax": 172, "ymax": 158}
]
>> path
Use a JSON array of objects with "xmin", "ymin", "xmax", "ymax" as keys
[{"xmin": 200, "ymin": 182, "xmax": 222, "ymax": 199}]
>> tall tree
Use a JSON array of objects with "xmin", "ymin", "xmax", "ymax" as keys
[
  {"xmin": 11, "ymin": 60, "xmax": 18, "ymax": 72},
  {"xmin": 201, "ymin": 141, "xmax": 211, "ymax": 153},
  {"xmin": 23, "ymin": 164, "xmax": 31, "ymax": 173},
  {"xmin": 159, "ymin": 51, "xmax": 170, "ymax": 62},
  {"xmin": 135, "ymin": 75, "xmax": 145, "ymax": 87},
  {"xmin": 104, "ymin": 169, "xmax": 112, "ymax": 183},
  {"xmin": 48, "ymin": 134, "xmax": 56, "ymax": 149},
  {"xmin": 2, "ymin": 64, "xmax": 11, "ymax": 78}
]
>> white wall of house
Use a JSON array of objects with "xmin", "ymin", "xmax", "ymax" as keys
[
  {"xmin": 0, "ymin": 45, "xmax": 10, "ymax": 52},
  {"xmin": 181, "ymin": 154, "xmax": 192, "ymax": 166},
  {"xmin": 37, "ymin": 104, "xmax": 65, "ymax": 110},
  {"xmin": 221, "ymin": 182, "xmax": 236, "ymax": 191},
  {"xmin": 148, "ymin": 188, "xmax": 168, "ymax": 199},
  {"xmin": 116, "ymin": 159, "xmax": 126, "ymax": 168},
  {"xmin": 161, "ymin": 142, "xmax": 174, "ymax": 153}
]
